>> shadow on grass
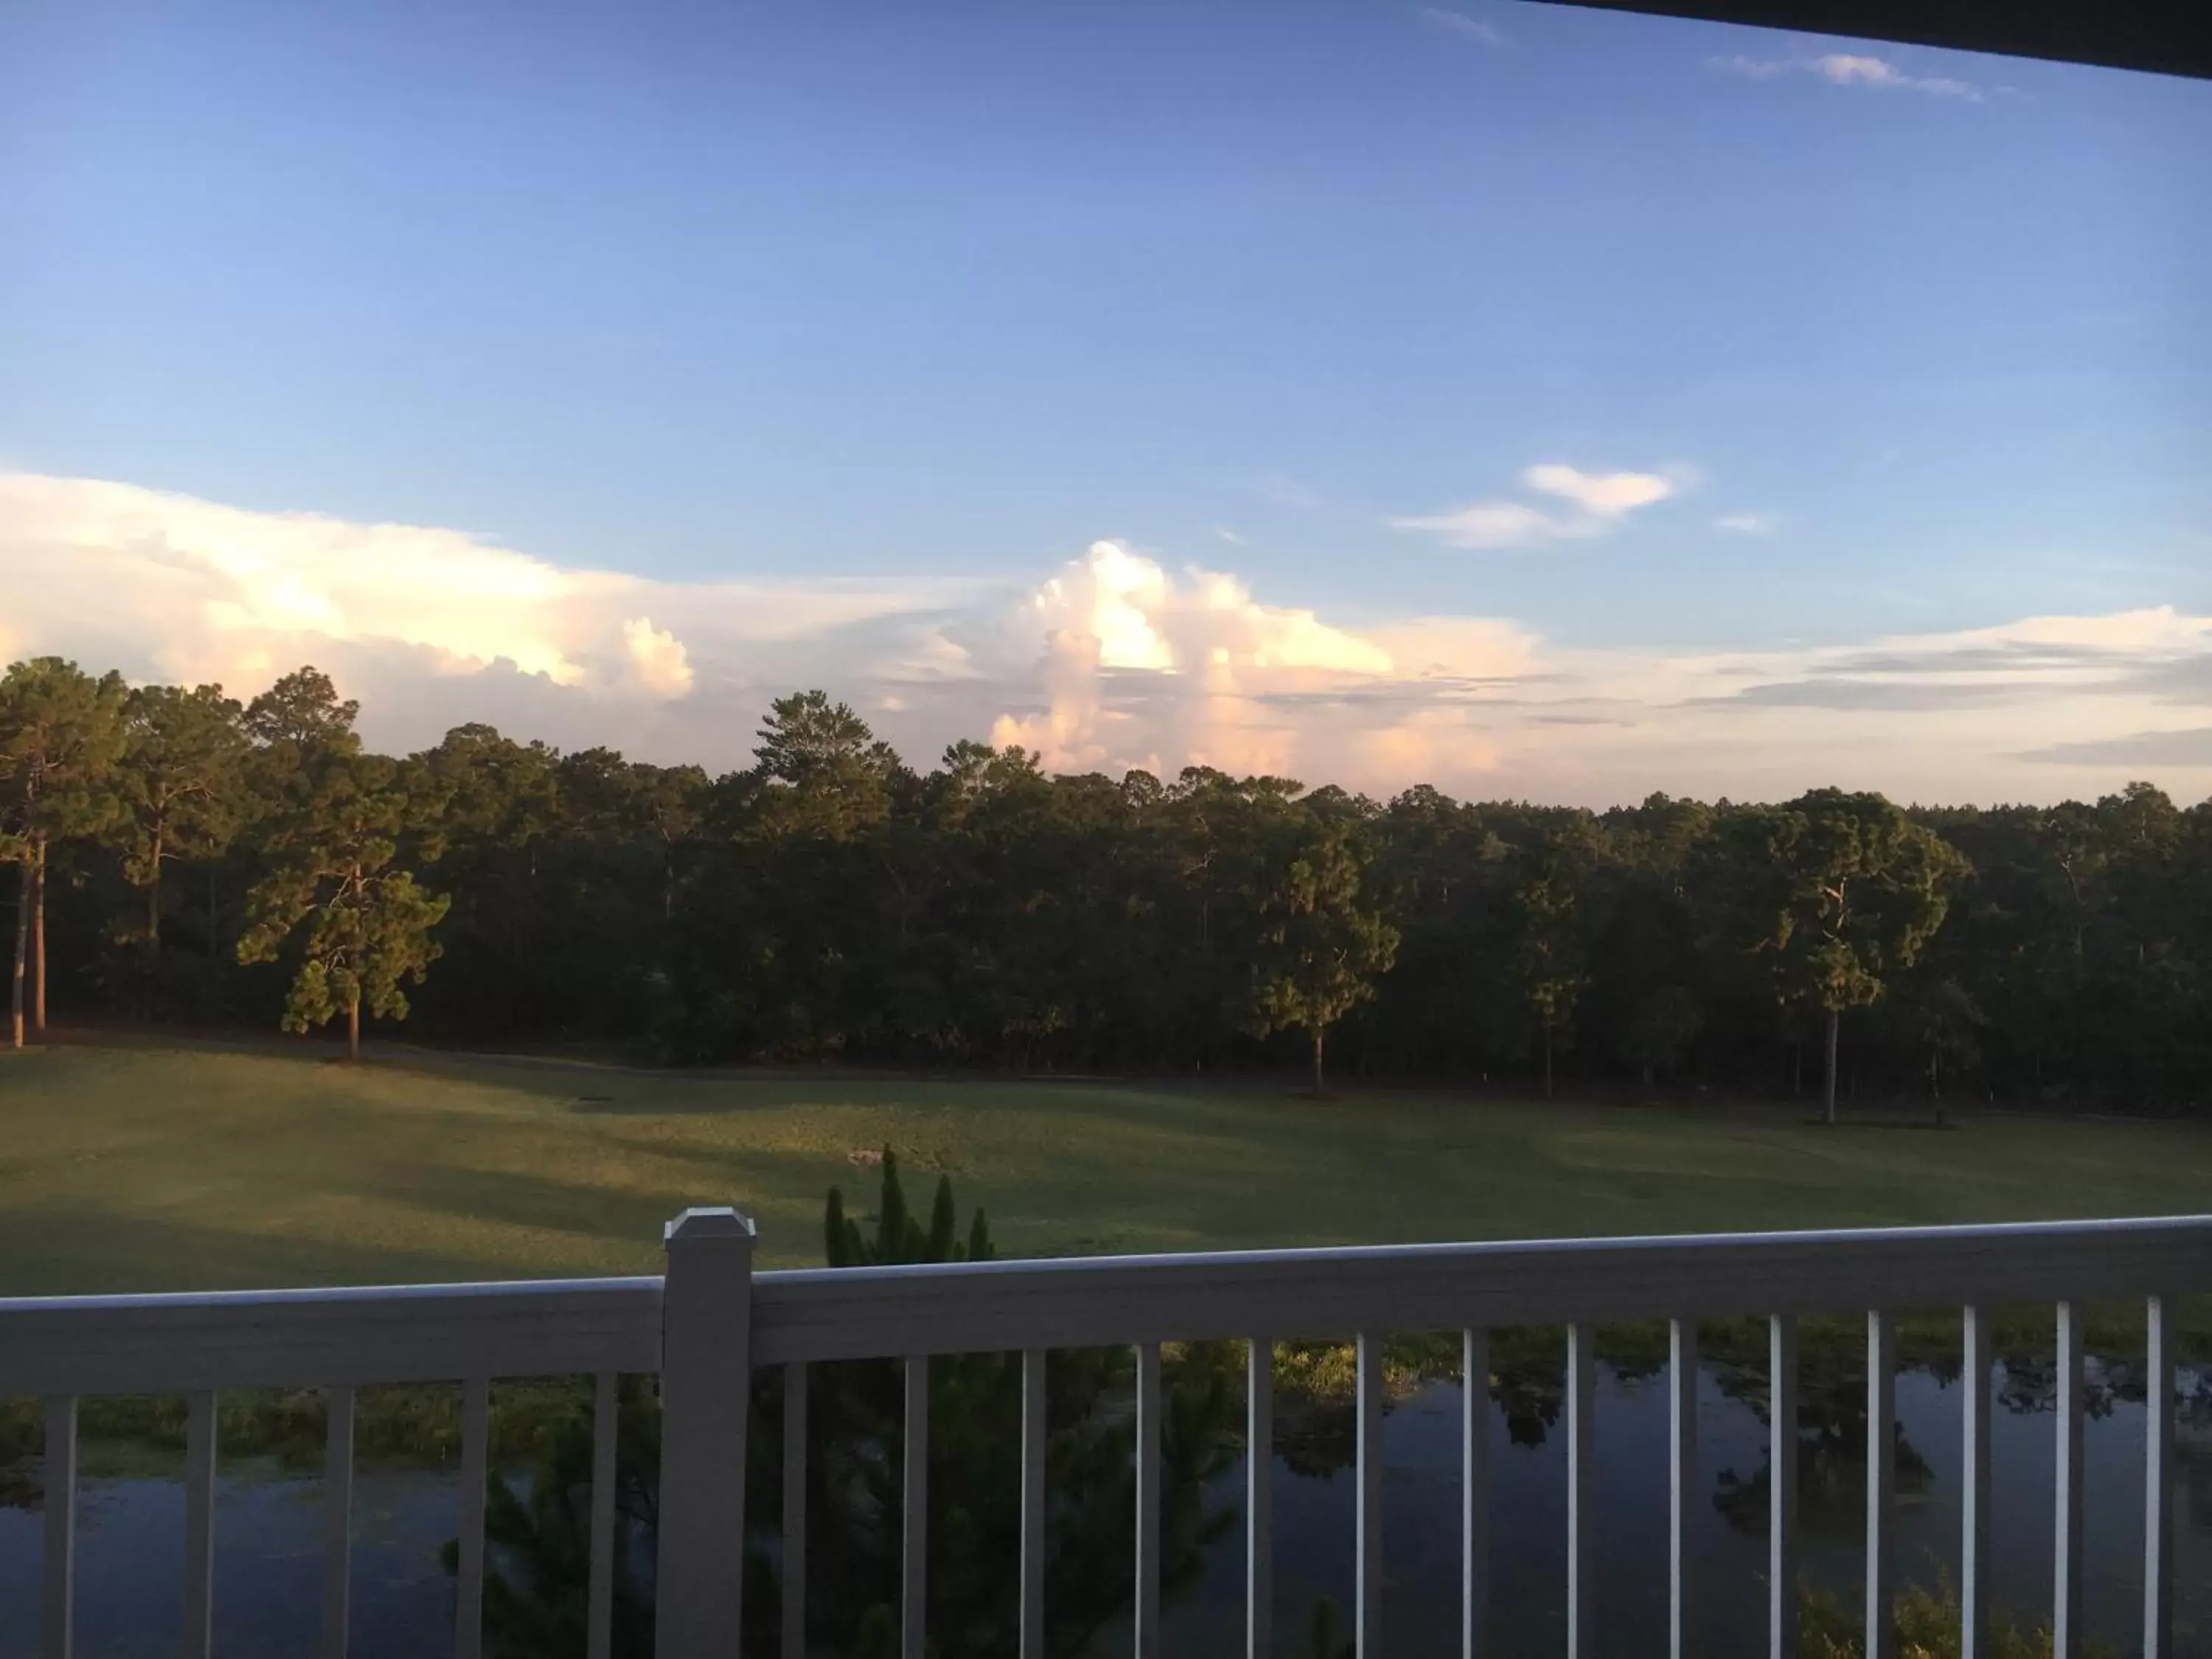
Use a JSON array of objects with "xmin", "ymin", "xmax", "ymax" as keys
[
  {"xmin": 0, "ymin": 1207, "xmax": 508, "ymax": 1297},
  {"xmin": 1801, "ymin": 1117, "xmax": 1963, "ymax": 1132},
  {"xmin": 320, "ymin": 1161, "xmax": 698, "ymax": 1255}
]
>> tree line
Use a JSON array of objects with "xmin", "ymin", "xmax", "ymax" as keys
[{"xmin": 4, "ymin": 654, "xmax": 2209, "ymax": 1115}]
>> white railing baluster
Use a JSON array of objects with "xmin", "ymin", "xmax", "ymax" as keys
[
  {"xmin": 183, "ymin": 1390, "xmax": 217, "ymax": 1659},
  {"xmin": 1462, "ymin": 1327, "xmax": 1488, "ymax": 1659},
  {"xmin": 658, "ymin": 1208, "xmax": 757, "ymax": 1659},
  {"xmin": 1865, "ymin": 1310, "xmax": 1896, "ymax": 1659},
  {"xmin": 783, "ymin": 1361, "xmax": 808, "ymax": 1659},
  {"xmin": 2145, "ymin": 1295, "xmax": 2174, "ymax": 1659},
  {"xmin": 1770, "ymin": 1315, "xmax": 1797, "ymax": 1659},
  {"xmin": 1020, "ymin": 1349, "xmax": 1048, "ymax": 1659},
  {"xmin": 1135, "ymin": 1342, "xmax": 1162, "ymax": 1659},
  {"xmin": 1357, "ymin": 1331, "xmax": 1383, "ymax": 1657},
  {"xmin": 1669, "ymin": 1319, "xmax": 1696, "ymax": 1659},
  {"xmin": 456, "ymin": 1377, "xmax": 490, "ymax": 1659},
  {"xmin": 903, "ymin": 1354, "xmax": 929, "ymax": 1659},
  {"xmin": 1567, "ymin": 1322, "xmax": 1596, "ymax": 1659},
  {"xmin": 2054, "ymin": 1301, "xmax": 2084, "ymax": 1659},
  {"xmin": 322, "ymin": 1384, "xmax": 355, "ymax": 1659},
  {"xmin": 1248, "ymin": 1337, "xmax": 1273, "ymax": 1659},
  {"xmin": 1961, "ymin": 1307, "xmax": 1990, "ymax": 1659},
  {"xmin": 43, "ymin": 1395, "xmax": 76, "ymax": 1659},
  {"xmin": 588, "ymin": 1371, "xmax": 616, "ymax": 1659}
]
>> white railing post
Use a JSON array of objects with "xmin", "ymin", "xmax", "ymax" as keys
[
  {"xmin": 658, "ymin": 1206, "xmax": 757, "ymax": 1659},
  {"xmin": 1355, "ymin": 1331, "xmax": 1383, "ymax": 1658},
  {"xmin": 1020, "ymin": 1349, "xmax": 1049, "ymax": 1659},
  {"xmin": 782, "ymin": 1362, "xmax": 809, "ymax": 1659},
  {"xmin": 44, "ymin": 1396, "xmax": 76, "ymax": 1659},
  {"xmin": 1669, "ymin": 1319, "xmax": 1697, "ymax": 1659},
  {"xmin": 2144, "ymin": 1294, "xmax": 2175, "ymax": 1659},
  {"xmin": 456, "ymin": 1376, "xmax": 492, "ymax": 1659},
  {"xmin": 1248, "ymin": 1337, "xmax": 1273, "ymax": 1659},
  {"xmin": 1134, "ymin": 1343, "xmax": 1162, "ymax": 1658},
  {"xmin": 589, "ymin": 1371, "xmax": 619, "ymax": 1659},
  {"xmin": 1462, "ymin": 1329, "xmax": 1488, "ymax": 1659},
  {"xmin": 1566, "ymin": 1323, "xmax": 1596, "ymax": 1659},
  {"xmin": 2054, "ymin": 1301, "xmax": 2084, "ymax": 1659},
  {"xmin": 1865, "ymin": 1310, "xmax": 1896, "ymax": 1659},
  {"xmin": 903, "ymin": 1354, "xmax": 931, "ymax": 1659},
  {"xmin": 1961, "ymin": 1307, "xmax": 1991, "ymax": 1659},
  {"xmin": 1769, "ymin": 1315, "xmax": 1797, "ymax": 1659},
  {"xmin": 323, "ymin": 1386, "xmax": 355, "ymax": 1659},
  {"xmin": 183, "ymin": 1390, "xmax": 217, "ymax": 1659}
]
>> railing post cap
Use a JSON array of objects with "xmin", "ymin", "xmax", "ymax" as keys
[{"xmin": 664, "ymin": 1206, "xmax": 757, "ymax": 1246}]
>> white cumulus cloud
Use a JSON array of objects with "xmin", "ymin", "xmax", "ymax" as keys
[
  {"xmin": 0, "ymin": 470, "xmax": 984, "ymax": 760},
  {"xmin": 620, "ymin": 616, "xmax": 694, "ymax": 698},
  {"xmin": 987, "ymin": 541, "xmax": 1398, "ymax": 777},
  {"xmin": 4, "ymin": 472, "xmax": 2208, "ymax": 805}
]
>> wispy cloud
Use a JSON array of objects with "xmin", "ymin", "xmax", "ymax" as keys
[
  {"xmin": 1416, "ymin": 7, "xmax": 1505, "ymax": 46},
  {"xmin": 1214, "ymin": 526, "xmax": 1245, "ymax": 546},
  {"xmin": 6, "ymin": 471, "xmax": 2209, "ymax": 804},
  {"xmin": 1228, "ymin": 472, "xmax": 1324, "ymax": 512},
  {"xmin": 1715, "ymin": 512, "xmax": 1776, "ymax": 535},
  {"xmin": 1709, "ymin": 50, "xmax": 1988, "ymax": 102},
  {"xmin": 1388, "ymin": 501, "xmax": 1565, "ymax": 550},
  {"xmin": 1388, "ymin": 463, "xmax": 1680, "ymax": 550},
  {"xmin": 2020, "ymin": 728, "xmax": 2212, "ymax": 766}
]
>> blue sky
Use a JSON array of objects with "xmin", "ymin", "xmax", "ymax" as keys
[{"xmin": 3, "ymin": 0, "xmax": 2209, "ymax": 801}]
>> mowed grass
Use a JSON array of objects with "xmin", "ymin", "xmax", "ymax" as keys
[{"xmin": 4, "ymin": 1041, "xmax": 2211, "ymax": 1295}]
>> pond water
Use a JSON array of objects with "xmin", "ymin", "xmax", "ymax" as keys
[
  {"xmin": 1134, "ymin": 1360, "xmax": 2212, "ymax": 1658},
  {"xmin": 3, "ymin": 1354, "xmax": 2207, "ymax": 1658}
]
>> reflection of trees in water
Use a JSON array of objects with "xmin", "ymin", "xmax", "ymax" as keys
[
  {"xmin": 1707, "ymin": 1344, "xmax": 1935, "ymax": 1538},
  {"xmin": 801, "ymin": 1343, "xmax": 1242, "ymax": 1658},
  {"xmin": 1270, "ymin": 1326, "xmax": 1580, "ymax": 1475},
  {"xmin": 4, "ymin": 1282, "xmax": 2198, "ymax": 1651},
  {"xmin": 1703, "ymin": 1339, "xmax": 2212, "ymax": 1542},
  {"xmin": 0, "ymin": 1380, "xmax": 588, "ymax": 1508},
  {"xmin": 2174, "ymin": 1369, "xmax": 2212, "ymax": 1539},
  {"xmin": 456, "ymin": 1157, "xmax": 1246, "ymax": 1658},
  {"xmin": 1244, "ymin": 1318, "xmax": 2205, "ymax": 1548},
  {"xmin": 1709, "ymin": 1431, "xmax": 1933, "ymax": 1540},
  {"xmin": 435, "ymin": 1309, "xmax": 2199, "ymax": 1655},
  {"xmin": 442, "ymin": 1375, "xmax": 662, "ymax": 1657}
]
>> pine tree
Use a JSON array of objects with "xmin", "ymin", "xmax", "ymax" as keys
[
  {"xmin": 1248, "ymin": 818, "xmax": 1399, "ymax": 1093},
  {"xmin": 113, "ymin": 683, "xmax": 248, "ymax": 954},
  {"xmin": 0, "ymin": 658, "xmax": 128, "ymax": 1046},
  {"xmin": 236, "ymin": 750, "xmax": 449, "ymax": 1060}
]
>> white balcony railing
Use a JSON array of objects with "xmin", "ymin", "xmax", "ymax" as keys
[{"xmin": 3, "ymin": 1212, "xmax": 2206, "ymax": 1659}]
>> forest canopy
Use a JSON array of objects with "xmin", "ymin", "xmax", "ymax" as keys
[{"xmin": 4, "ymin": 657, "xmax": 2208, "ymax": 1112}]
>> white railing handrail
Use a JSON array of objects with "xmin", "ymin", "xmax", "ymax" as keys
[
  {"xmin": 11, "ymin": 1212, "xmax": 2206, "ymax": 1385},
  {"xmin": 0, "ymin": 1270, "xmax": 667, "ymax": 1315},
  {"xmin": 7, "ymin": 1214, "xmax": 2208, "ymax": 1390},
  {"xmin": 0, "ymin": 1274, "xmax": 664, "ymax": 1396},
  {"xmin": 750, "ymin": 1211, "xmax": 2212, "ymax": 1363}
]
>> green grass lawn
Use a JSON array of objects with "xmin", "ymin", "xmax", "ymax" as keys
[{"xmin": 4, "ymin": 1040, "xmax": 2211, "ymax": 1295}]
